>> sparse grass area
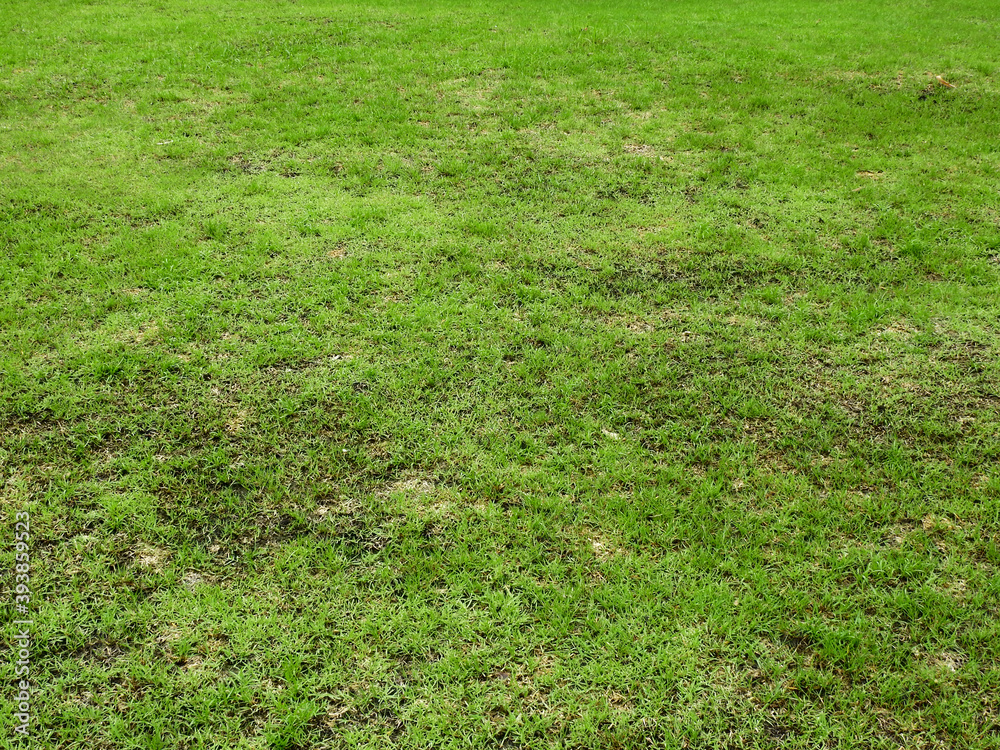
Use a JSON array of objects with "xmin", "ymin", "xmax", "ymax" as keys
[{"xmin": 2, "ymin": 0, "xmax": 1000, "ymax": 747}]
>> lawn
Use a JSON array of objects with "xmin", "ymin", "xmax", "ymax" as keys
[{"xmin": 2, "ymin": 0, "xmax": 999, "ymax": 747}]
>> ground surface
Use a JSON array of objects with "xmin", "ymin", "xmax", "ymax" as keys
[{"xmin": 1, "ymin": 0, "xmax": 999, "ymax": 747}]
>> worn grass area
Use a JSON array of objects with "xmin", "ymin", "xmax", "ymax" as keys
[{"xmin": 2, "ymin": 0, "xmax": 1000, "ymax": 747}]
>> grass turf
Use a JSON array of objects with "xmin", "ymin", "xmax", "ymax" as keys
[{"xmin": 2, "ymin": 0, "xmax": 999, "ymax": 747}]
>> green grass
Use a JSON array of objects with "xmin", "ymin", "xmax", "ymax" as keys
[{"xmin": 2, "ymin": 0, "xmax": 999, "ymax": 747}]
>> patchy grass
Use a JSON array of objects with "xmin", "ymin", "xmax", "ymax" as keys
[{"xmin": 2, "ymin": 0, "xmax": 999, "ymax": 747}]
